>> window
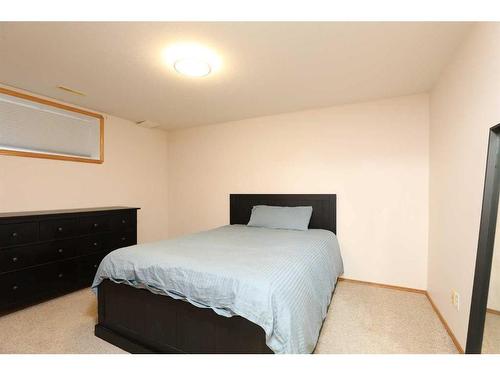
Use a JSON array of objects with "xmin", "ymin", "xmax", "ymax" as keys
[{"xmin": 0, "ymin": 87, "xmax": 104, "ymax": 163}]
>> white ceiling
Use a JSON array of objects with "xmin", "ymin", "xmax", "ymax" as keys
[{"xmin": 0, "ymin": 22, "xmax": 473, "ymax": 130}]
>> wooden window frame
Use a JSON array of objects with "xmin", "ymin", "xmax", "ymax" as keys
[{"xmin": 0, "ymin": 87, "xmax": 104, "ymax": 164}]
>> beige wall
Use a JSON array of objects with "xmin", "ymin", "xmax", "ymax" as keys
[
  {"xmin": 0, "ymin": 88, "xmax": 169, "ymax": 243},
  {"xmin": 168, "ymin": 94, "xmax": 430, "ymax": 289},
  {"xmin": 428, "ymin": 23, "xmax": 500, "ymax": 349}
]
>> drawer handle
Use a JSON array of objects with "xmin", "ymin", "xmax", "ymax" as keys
[
  {"xmin": 93, "ymin": 223, "xmax": 99, "ymax": 228},
  {"xmin": 93, "ymin": 242, "xmax": 98, "ymax": 246},
  {"xmin": 12, "ymin": 256, "xmax": 18, "ymax": 263},
  {"xmin": 12, "ymin": 285, "xmax": 18, "ymax": 291},
  {"xmin": 58, "ymin": 273, "xmax": 64, "ymax": 278},
  {"xmin": 11, "ymin": 232, "xmax": 18, "ymax": 238},
  {"xmin": 121, "ymin": 219, "xmax": 126, "ymax": 224},
  {"xmin": 58, "ymin": 248, "xmax": 64, "ymax": 254},
  {"xmin": 57, "ymin": 227, "xmax": 63, "ymax": 232}
]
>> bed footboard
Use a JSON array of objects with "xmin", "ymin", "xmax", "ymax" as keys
[{"xmin": 94, "ymin": 280, "xmax": 273, "ymax": 354}]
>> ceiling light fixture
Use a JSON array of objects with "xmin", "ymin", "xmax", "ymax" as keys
[
  {"xmin": 174, "ymin": 58, "xmax": 211, "ymax": 77},
  {"xmin": 163, "ymin": 43, "xmax": 221, "ymax": 78}
]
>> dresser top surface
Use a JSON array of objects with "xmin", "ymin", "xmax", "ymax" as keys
[{"xmin": 0, "ymin": 206, "xmax": 140, "ymax": 219}]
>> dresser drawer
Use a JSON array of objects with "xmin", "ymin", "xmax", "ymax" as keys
[
  {"xmin": 34, "ymin": 238, "xmax": 78, "ymax": 264},
  {"xmin": 110, "ymin": 212, "xmax": 132, "ymax": 231},
  {"xmin": 0, "ymin": 261, "xmax": 76, "ymax": 308},
  {"xmin": 45, "ymin": 260, "xmax": 79, "ymax": 292},
  {"xmin": 0, "ymin": 222, "xmax": 38, "ymax": 248},
  {"xmin": 78, "ymin": 252, "xmax": 107, "ymax": 286},
  {"xmin": 79, "ymin": 234, "xmax": 108, "ymax": 255},
  {"xmin": 79, "ymin": 215, "xmax": 111, "ymax": 234},
  {"xmin": 39, "ymin": 218, "xmax": 79, "ymax": 240},
  {"xmin": 0, "ymin": 245, "xmax": 37, "ymax": 273},
  {"xmin": 0, "ymin": 239, "xmax": 78, "ymax": 274},
  {"xmin": 109, "ymin": 231, "xmax": 135, "ymax": 250},
  {"xmin": 0, "ymin": 269, "xmax": 37, "ymax": 306}
]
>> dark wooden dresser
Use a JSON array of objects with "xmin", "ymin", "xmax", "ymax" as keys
[{"xmin": 0, "ymin": 206, "xmax": 139, "ymax": 314}]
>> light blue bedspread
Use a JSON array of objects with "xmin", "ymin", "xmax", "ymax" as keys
[{"xmin": 91, "ymin": 225, "xmax": 343, "ymax": 354}]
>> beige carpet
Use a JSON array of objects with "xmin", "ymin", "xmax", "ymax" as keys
[
  {"xmin": 0, "ymin": 280, "xmax": 457, "ymax": 354},
  {"xmin": 315, "ymin": 281, "xmax": 457, "ymax": 353},
  {"xmin": 482, "ymin": 312, "xmax": 500, "ymax": 354}
]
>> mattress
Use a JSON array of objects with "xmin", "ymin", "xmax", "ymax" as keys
[{"xmin": 91, "ymin": 224, "xmax": 343, "ymax": 353}]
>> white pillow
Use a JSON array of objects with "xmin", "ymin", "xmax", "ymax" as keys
[{"xmin": 247, "ymin": 205, "xmax": 313, "ymax": 231}]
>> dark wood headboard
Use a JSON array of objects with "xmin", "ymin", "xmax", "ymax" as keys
[{"xmin": 230, "ymin": 194, "xmax": 336, "ymax": 233}]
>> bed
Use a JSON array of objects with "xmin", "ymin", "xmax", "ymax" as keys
[{"xmin": 93, "ymin": 194, "xmax": 342, "ymax": 354}]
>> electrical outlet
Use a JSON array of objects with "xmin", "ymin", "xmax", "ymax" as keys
[{"xmin": 451, "ymin": 290, "xmax": 460, "ymax": 311}]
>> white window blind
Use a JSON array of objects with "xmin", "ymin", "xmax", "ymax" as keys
[{"xmin": 0, "ymin": 91, "xmax": 102, "ymax": 162}]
